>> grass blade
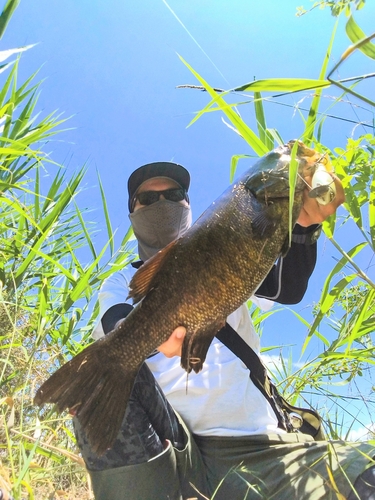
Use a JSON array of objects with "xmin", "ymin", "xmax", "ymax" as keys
[
  {"xmin": 73, "ymin": 200, "xmax": 98, "ymax": 263},
  {"xmin": 0, "ymin": 0, "xmax": 20, "ymax": 40},
  {"xmin": 369, "ymin": 173, "xmax": 375, "ymax": 249},
  {"xmin": 229, "ymin": 154, "xmax": 251, "ymax": 183},
  {"xmin": 288, "ymin": 140, "xmax": 299, "ymax": 246},
  {"xmin": 346, "ymin": 15, "xmax": 375, "ymax": 59},
  {"xmin": 233, "ymin": 78, "xmax": 329, "ymax": 93},
  {"xmin": 303, "ymin": 274, "xmax": 358, "ymax": 354},
  {"xmin": 253, "ymin": 92, "xmax": 274, "ymax": 151},
  {"xmin": 343, "ymin": 289, "xmax": 375, "ymax": 351},
  {"xmin": 0, "ymin": 44, "xmax": 35, "ymax": 64},
  {"xmin": 303, "ymin": 18, "xmax": 339, "ymax": 143},
  {"xmin": 302, "ymin": 242, "xmax": 367, "ymax": 353},
  {"xmin": 178, "ymin": 54, "xmax": 268, "ymax": 156},
  {"xmin": 97, "ymin": 168, "xmax": 114, "ymax": 256}
]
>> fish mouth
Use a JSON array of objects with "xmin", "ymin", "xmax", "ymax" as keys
[{"xmin": 244, "ymin": 142, "xmax": 320, "ymax": 203}]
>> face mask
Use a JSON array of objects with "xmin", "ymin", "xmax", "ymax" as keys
[{"xmin": 129, "ymin": 199, "xmax": 192, "ymax": 262}]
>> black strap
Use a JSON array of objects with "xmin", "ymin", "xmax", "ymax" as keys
[
  {"xmin": 216, "ymin": 323, "xmax": 324, "ymax": 439},
  {"xmin": 216, "ymin": 323, "xmax": 289, "ymax": 431}
]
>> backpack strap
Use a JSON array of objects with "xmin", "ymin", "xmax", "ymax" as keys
[
  {"xmin": 216, "ymin": 323, "xmax": 325, "ymax": 439},
  {"xmin": 216, "ymin": 323, "xmax": 289, "ymax": 431}
]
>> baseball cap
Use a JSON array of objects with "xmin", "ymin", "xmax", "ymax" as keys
[{"xmin": 127, "ymin": 161, "xmax": 190, "ymax": 212}]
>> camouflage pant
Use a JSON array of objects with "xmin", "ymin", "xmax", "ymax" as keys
[{"xmin": 73, "ymin": 363, "xmax": 186, "ymax": 469}]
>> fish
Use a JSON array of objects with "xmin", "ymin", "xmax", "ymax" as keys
[{"xmin": 34, "ymin": 140, "xmax": 323, "ymax": 455}]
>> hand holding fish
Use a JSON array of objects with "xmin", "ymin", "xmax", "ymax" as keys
[
  {"xmin": 158, "ymin": 326, "xmax": 186, "ymax": 357},
  {"xmin": 115, "ymin": 317, "xmax": 187, "ymax": 358}
]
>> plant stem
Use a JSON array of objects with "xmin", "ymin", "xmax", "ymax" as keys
[{"xmin": 329, "ymin": 236, "xmax": 375, "ymax": 290}]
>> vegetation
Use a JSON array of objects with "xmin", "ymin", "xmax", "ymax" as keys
[
  {"xmin": 0, "ymin": 1, "xmax": 134, "ymax": 497},
  {"xmin": 0, "ymin": 0, "xmax": 374, "ymax": 498}
]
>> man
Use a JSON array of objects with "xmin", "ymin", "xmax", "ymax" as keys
[{"xmin": 75, "ymin": 161, "xmax": 375, "ymax": 500}]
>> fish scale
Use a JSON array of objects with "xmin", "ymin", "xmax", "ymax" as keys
[{"xmin": 34, "ymin": 140, "xmax": 322, "ymax": 454}]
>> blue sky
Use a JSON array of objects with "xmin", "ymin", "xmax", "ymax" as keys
[
  {"xmin": 5, "ymin": 0, "xmax": 374, "ymax": 226},
  {"xmin": 3, "ymin": 0, "xmax": 375, "ymax": 433}
]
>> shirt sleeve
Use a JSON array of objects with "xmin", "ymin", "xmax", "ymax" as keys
[
  {"xmin": 255, "ymin": 224, "xmax": 320, "ymax": 304},
  {"xmin": 92, "ymin": 270, "xmax": 134, "ymax": 339},
  {"xmin": 98, "ymin": 271, "xmax": 132, "ymax": 314}
]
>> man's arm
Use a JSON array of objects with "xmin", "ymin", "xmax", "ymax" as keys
[
  {"xmin": 93, "ymin": 271, "xmax": 134, "ymax": 337},
  {"xmin": 101, "ymin": 303, "xmax": 134, "ymax": 333},
  {"xmin": 255, "ymin": 224, "xmax": 320, "ymax": 304},
  {"xmin": 256, "ymin": 172, "xmax": 345, "ymax": 305}
]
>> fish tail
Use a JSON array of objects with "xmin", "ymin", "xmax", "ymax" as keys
[{"xmin": 34, "ymin": 339, "xmax": 138, "ymax": 455}]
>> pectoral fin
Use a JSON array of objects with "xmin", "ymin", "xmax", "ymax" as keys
[{"xmin": 251, "ymin": 210, "xmax": 280, "ymax": 239}]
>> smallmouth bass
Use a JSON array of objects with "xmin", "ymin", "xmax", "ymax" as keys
[{"xmin": 35, "ymin": 140, "xmax": 324, "ymax": 454}]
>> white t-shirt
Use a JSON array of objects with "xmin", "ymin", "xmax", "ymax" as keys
[{"xmin": 93, "ymin": 269, "xmax": 285, "ymax": 437}]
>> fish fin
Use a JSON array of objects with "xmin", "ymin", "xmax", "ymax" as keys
[
  {"xmin": 181, "ymin": 320, "xmax": 225, "ymax": 374},
  {"xmin": 128, "ymin": 240, "xmax": 177, "ymax": 304},
  {"xmin": 34, "ymin": 337, "xmax": 138, "ymax": 455},
  {"xmin": 251, "ymin": 209, "xmax": 280, "ymax": 239}
]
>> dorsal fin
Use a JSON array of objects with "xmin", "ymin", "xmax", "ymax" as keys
[{"xmin": 127, "ymin": 240, "xmax": 177, "ymax": 304}]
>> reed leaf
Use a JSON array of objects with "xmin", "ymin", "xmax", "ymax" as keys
[
  {"xmin": 370, "ymin": 173, "xmax": 375, "ymax": 249},
  {"xmin": 186, "ymin": 89, "xmax": 231, "ymax": 129},
  {"xmin": 64, "ymin": 239, "xmax": 114, "ymax": 308},
  {"xmin": 345, "ymin": 15, "xmax": 375, "ymax": 59},
  {"xmin": 253, "ymin": 92, "xmax": 274, "ymax": 151},
  {"xmin": 233, "ymin": 78, "xmax": 329, "ymax": 93},
  {"xmin": 288, "ymin": 140, "xmax": 299, "ymax": 246},
  {"xmin": 0, "ymin": 45, "xmax": 34, "ymax": 63},
  {"xmin": 344, "ymin": 289, "xmax": 375, "ymax": 352},
  {"xmin": 302, "ymin": 242, "xmax": 367, "ymax": 353},
  {"xmin": 303, "ymin": 18, "xmax": 339, "ymax": 144},
  {"xmin": 229, "ymin": 154, "xmax": 251, "ymax": 183},
  {"xmin": 0, "ymin": 0, "xmax": 20, "ymax": 40},
  {"xmin": 178, "ymin": 54, "xmax": 268, "ymax": 157},
  {"xmin": 0, "ymin": 59, "xmax": 17, "ymax": 107},
  {"xmin": 73, "ymin": 200, "xmax": 98, "ymax": 264},
  {"xmin": 97, "ymin": 169, "xmax": 114, "ymax": 256}
]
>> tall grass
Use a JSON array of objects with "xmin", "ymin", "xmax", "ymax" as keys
[
  {"xmin": 0, "ymin": 0, "xmax": 374, "ymax": 499},
  {"xmin": 0, "ymin": 2, "xmax": 135, "ymax": 498}
]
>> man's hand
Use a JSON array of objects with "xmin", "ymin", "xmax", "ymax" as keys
[
  {"xmin": 158, "ymin": 326, "xmax": 186, "ymax": 358},
  {"xmin": 297, "ymin": 174, "xmax": 345, "ymax": 227},
  {"xmin": 115, "ymin": 317, "xmax": 186, "ymax": 358}
]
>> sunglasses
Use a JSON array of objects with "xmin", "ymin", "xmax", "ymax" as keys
[{"xmin": 132, "ymin": 188, "xmax": 188, "ymax": 209}]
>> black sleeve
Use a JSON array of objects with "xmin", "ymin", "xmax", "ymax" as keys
[
  {"xmin": 101, "ymin": 303, "xmax": 134, "ymax": 334},
  {"xmin": 255, "ymin": 224, "xmax": 320, "ymax": 305}
]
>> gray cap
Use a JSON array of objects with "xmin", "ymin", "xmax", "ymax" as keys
[{"xmin": 127, "ymin": 161, "xmax": 190, "ymax": 212}]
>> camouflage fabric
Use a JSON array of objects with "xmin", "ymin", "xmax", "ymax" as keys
[{"xmin": 73, "ymin": 363, "xmax": 185, "ymax": 470}]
